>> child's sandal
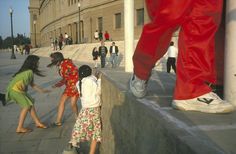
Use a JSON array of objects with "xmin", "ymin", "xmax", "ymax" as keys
[{"xmin": 53, "ymin": 122, "xmax": 62, "ymax": 126}]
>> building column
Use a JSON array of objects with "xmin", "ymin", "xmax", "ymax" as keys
[
  {"xmin": 71, "ymin": 23, "xmax": 77, "ymax": 44},
  {"xmin": 124, "ymin": 0, "xmax": 134, "ymax": 72},
  {"xmin": 69, "ymin": 24, "xmax": 72, "ymax": 37},
  {"xmin": 224, "ymin": 0, "xmax": 236, "ymax": 105}
]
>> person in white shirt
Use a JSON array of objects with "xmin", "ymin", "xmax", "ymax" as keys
[
  {"xmin": 69, "ymin": 65, "xmax": 101, "ymax": 154},
  {"xmin": 166, "ymin": 41, "xmax": 178, "ymax": 73},
  {"xmin": 94, "ymin": 30, "xmax": 99, "ymax": 41},
  {"xmin": 64, "ymin": 33, "xmax": 69, "ymax": 45}
]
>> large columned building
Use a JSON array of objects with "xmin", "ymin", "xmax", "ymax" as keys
[{"xmin": 28, "ymin": 0, "xmax": 148, "ymax": 47}]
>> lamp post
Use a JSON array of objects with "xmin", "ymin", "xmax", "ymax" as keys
[
  {"xmin": 78, "ymin": 2, "xmax": 81, "ymax": 44},
  {"xmin": 9, "ymin": 7, "xmax": 16, "ymax": 59},
  {"xmin": 33, "ymin": 20, "xmax": 37, "ymax": 48}
]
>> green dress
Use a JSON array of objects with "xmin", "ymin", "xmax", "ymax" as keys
[{"xmin": 6, "ymin": 70, "xmax": 35, "ymax": 108}]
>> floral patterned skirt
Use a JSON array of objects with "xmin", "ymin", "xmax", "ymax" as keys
[{"xmin": 69, "ymin": 107, "xmax": 101, "ymax": 147}]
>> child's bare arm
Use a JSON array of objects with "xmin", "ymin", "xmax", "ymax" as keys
[{"xmin": 31, "ymin": 83, "xmax": 51, "ymax": 93}]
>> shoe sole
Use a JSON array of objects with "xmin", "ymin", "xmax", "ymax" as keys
[{"xmin": 172, "ymin": 101, "xmax": 235, "ymax": 114}]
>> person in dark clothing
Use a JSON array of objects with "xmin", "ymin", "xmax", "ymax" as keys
[
  {"xmin": 98, "ymin": 41, "xmax": 108, "ymax": 68},
  {"xmin": 109, "ymin": 42, "xmax": 119, "ymax": 68},
  {"xmin": 92, "ymin": 47, "xmax": 99, "ymax": 68},
  {"xmin": 0, "ymin": 93, "xmax": 6, "ymax": 106},
  {"xmin": 98, "ymin": 30, "xmax": 103, "ymax": 41},
  {"xmin": 54, "ymin": 38, "xmax": 58, "ymax": 50},
  {"xmin": 59, "ymin": 34, "xmax": 63, "ymax": 50},
  {"xmin": 25, "ymin": 44, "xmax": 30, "ymax": 55}
]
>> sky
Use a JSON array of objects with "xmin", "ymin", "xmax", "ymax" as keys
[{"xmin": 0, "ymin": 0, "xmax": 30, "ymax": 39}]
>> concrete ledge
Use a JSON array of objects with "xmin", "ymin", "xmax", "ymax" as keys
[{"xmin": 100, "ymin": 69, "xmax": 236, "ymax": 154}]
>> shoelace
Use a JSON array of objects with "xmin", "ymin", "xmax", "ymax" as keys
[{"xmin": 133, "ymin": 76, "xmax": 147, "ymax": 88}]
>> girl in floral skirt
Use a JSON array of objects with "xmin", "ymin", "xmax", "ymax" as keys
[{"xmin": 69, "ymin": 65, "xmax": 102, "ymax": 154}]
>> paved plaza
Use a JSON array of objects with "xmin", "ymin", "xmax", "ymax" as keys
[
  {"xmin": 1, "ymin": 51, "xmax": 236, "ymax": 154},
  {"xmin": 0, "ymin": 52, "xmax": 85, "ymax": 154}
]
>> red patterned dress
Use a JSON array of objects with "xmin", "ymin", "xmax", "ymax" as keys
[{"xmin": 54, "ymin": 59, "xmax": 79, "ymax": 97}]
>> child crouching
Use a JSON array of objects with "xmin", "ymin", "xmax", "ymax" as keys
[{"xmin": 69, "ymin": 65, "xmax": 102, "ymax": 154}]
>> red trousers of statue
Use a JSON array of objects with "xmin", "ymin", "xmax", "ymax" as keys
[{"xmin": 133, "ymin": 0, "xmax": 223, "ymax": 100}]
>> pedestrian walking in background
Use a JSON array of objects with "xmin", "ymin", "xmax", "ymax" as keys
[
  {"xmin": 5, "ymin": 55, "xmax": 50, "ymax": 133},
  {"xmin": 54, "ymin": 38, "xmax": 58, "ymax": 50},
  {"xmin": 98, "ymin": 30, "xmax": 103, "ymax": 41},
  {"xmin": 19, "ymin": 45, "xmax": 24, "ymax": 55},
  {"xmin": 69, "ymin": 65, "xmax": 102, "ymax": 154},
  {"xmin": 92, "ymin": 47, "xmax": 99, "ymax": 68},
  {"xmin": 14, "ymin": 45, "xmax": 17, "ymax": 53},
  {"xmin": 59, "ymin": 34, "xmax": 63, "ymax": 50},
  {"xmin": 129, "ymin": 0, "xmax": 234, "ymax": 113},
  {"xmin": 47, "ymin": 52, "xmax": 79, "ymax": 126},
  {"xmin": 109, "ymin": 41, "xmax": 119, "ymax": 68},
  {"xmin": 104, "ymin": 31, "xmax": 110, "ymax": 41},
  {"xmin": 98, "ymin": 41, "xmax": 108, "ymax": 68},
  {"xmin": 64, "ymin": 33, "xmax": 69, "ymax": 45},
  {"xmin": 94, "ymin": 30, "xmax": 99, "ymax": 41},
  {"xmin": 24, "ymin": 44, "xmax": 30, "ymax": 55},
  {"xmin": 0, "ymin": 93, "xmax": 6, "ymax": 106},
  {"xmin": 166, "ymin": 41, "xmax": 177, "ymax": 73}
]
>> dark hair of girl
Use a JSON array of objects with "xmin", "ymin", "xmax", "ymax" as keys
[
  {"xmin": 13, "ymin": 55, "xmax": 45, "ymax": 77},
  {"xmin": 47, "ymin": 52, "xmax": 64, "ymax": 67},
  {"xmin": 78, "ymin": 65, "xmax": 92, "ymax": 97}
]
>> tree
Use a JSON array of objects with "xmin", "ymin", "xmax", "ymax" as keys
[
  {"xmin": 0, "ymin": 34, "xmax": 31, "ymax": 49},
  {"xmin": 2, "ymin": 37, "xmax": 12, "ymax": 49}
]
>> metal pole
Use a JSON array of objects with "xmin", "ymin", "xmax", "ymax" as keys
[
  {"xmin": 90, "ymin": 17, "xmax": 92, "ymax": 43},
  {"xmin": 10, "ymin": 8, "xmax": 16, "ymax": 59},
  {"xmin": 34, "ymin": 23, "xmax": 36, "ymax": 47},
  {"xmin": 78, "ymin": 5, "xmax": 81, "ymax": 44}
]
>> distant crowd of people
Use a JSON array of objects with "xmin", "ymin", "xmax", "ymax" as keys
[
  {"xmin": 92, "ymin": 41, "xmax": 119, "ymax": 69},
  {"xmin": 13, "ymin": 44, "xmax": 31, "ymax": 55},
  {"xmin": 51, "ymin": 32, "xmax": 73, "ymax": 51},
  {"xmin": 94, "ymin": 30, "xmax": 110, "ymax": 41}
]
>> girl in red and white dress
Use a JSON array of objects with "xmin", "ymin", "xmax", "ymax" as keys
[{"xmin": 47, "ymin": 52, "xmax": 79, "ymax": 125}]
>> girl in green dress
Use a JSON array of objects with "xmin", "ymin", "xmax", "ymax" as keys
[{"xmin": 6, "ymin": 55, "xmax": 50, "ymax": 133}]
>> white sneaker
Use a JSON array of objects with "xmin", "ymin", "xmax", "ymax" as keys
[
  {"xmin": 129, "ymin": 74, "xmax": 147, "ymax": 98},
  {"xmin": 172, "ymin": 92, "xmax": 235, "ymax": 113}
]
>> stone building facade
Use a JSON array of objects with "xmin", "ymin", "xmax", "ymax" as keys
[{"xmin": 28, "ymin": 0, "xmax": 149, "ymax": 47}]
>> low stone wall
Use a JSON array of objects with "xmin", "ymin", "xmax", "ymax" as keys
[
  {"xmin": 100, "ymin": 70, "xmax": 226, "ymax": 154},
  {"xmin": 100, "ymin": 76, "xmax": 192, "ymax": 154}
]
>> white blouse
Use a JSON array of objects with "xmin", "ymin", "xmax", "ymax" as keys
[{"xmin": 76, "ymin": 75, "xmax": 101, "ymax": 108}]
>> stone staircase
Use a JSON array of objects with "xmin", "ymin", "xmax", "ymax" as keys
[{"xmin": 32, "ymin": 41, "xmax": 169, "ymax": 72}]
